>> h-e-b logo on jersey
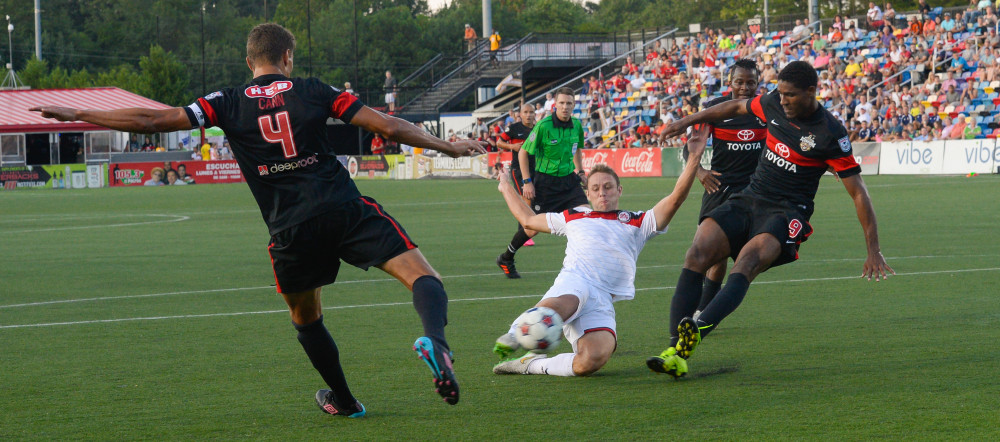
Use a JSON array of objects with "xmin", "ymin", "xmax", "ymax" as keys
[{"xmin": 245, "ymin": 81, "xmax": 293, "ymax": 98}]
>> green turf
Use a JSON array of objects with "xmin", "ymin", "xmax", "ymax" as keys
[{"xmin": 1, "ymin": 174, "xmax": 998, "ymax": 439}]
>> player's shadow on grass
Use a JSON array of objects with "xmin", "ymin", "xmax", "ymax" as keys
[{"xmin": 689, "ymin": 365, "xmax": 739, "ymax": 378}]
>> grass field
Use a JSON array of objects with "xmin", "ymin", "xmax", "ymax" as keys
[{"xmin": 2, "ymin": 174, "xmax": 999, "ymax": 440}]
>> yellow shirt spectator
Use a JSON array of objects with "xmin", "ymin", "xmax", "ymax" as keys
[
  {"xmin": 201, "ymin": 143, "xmax": 211, "ymax": 161},
  {"xmin": 844, "ymin": 61, "xmax": 862, "ymax": 77},
  {"xmin": 490, "ymin": 32, "xmax": 501, "ymax": 51}
]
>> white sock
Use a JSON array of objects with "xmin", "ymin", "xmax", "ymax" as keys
[{"xmin": 525, "ymin": 352, "xmax": 576, "ymax": 376}]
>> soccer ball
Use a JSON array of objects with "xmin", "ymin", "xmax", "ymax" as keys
[{"xmin": 514, "ymin": 307, "xmax": 563, "ymax": 352}]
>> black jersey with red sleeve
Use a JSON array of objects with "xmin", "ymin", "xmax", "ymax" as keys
[
  {"xmin": 185, "ymin": 74, "xmax": 365, "ymax": 235},
  {"xmin": 500, "ymin": 122, "xmax": 536, "ymax": 173},
  {"xmin": 703, "ymin": 95, "xmax": 766, "ymax": 186},
  {"xmin": 744, "ymin": 88, "xmax": 861, "ymax": 217}
]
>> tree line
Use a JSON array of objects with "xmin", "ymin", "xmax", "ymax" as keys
[{"xmin": 0, "ymin": 0, "xmax": 968, "ymax": 106}]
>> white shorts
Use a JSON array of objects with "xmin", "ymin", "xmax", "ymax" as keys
[
  {"xmin": 385, "ymin": 93, "xmax": 396, "ymax": 104},
  {"xmin": 541, "ymin": 271, "xmax": 617, "ymax": 352}
]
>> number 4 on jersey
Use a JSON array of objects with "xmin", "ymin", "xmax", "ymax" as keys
[{"xmin": 258, "ymin": 111, "xmax": 298, "ymax": 158}]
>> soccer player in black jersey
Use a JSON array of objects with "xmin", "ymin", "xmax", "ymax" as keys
[
  {"xmin": 496, "ymin": 103, "xmax": 538, "ymax": 270},
  {"xmin": 687, "ymin": 59, "xmax": 766, "ymax": 319},
  {"xmin": 647, "ymin": 61, "xmax": 894, "ymax": 378},
  {"xmin": 32, "ymin": 23, "xmax": 485, "ymax": 413}
]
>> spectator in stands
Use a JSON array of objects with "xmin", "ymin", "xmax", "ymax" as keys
[
  {"xmin": 210, "ymin": 143, "xmax": 220, "ymax": 161},
  {"xmin": 923, "ymin": 16, "xmax": 937, "ymax": 35},
  {"xmin": 371, "ymin": 134, "xmax": 385, "ymax": 155},
  {"xmin": 144, "ymin": 168, "xmax": 165, "ymax": 186},
  {"xmin": 949, "ymin": 115, "xmax": 968, "ymax": 139},
  {"xmin": 868, "ymin": 2, "xmax": 885, "ymax": 29},
  {"xmin": 918, "ymin": 0, "xmax": 931, "ymax": 18},
  {"xmin": 792, "ymin": 19, "xmax": 809, "ymax": 39},
  {"xmin": 141, "ymin": 137, "xmax": 155, "ymax": 151},
  {"xmin": 489, "ymin": 30, "xmax": 501, "ymax": 67},
  {"xmin": 885, "ymin": 3, "xmax": 898, "ymax": 24},
  {"xmin": 464, "ymin": 24, "xmax": 478, "ymax": 53},
  {"xmin": 384, "ymin": 71, "xmax": 398, "ymax": 114},
  {"xmin": 344, "ymin": 82, "xmax": 355, "ymax": 95},
  {"xmin": 942, "ymin": 13, "xmax": 956, "ymax": 32}
]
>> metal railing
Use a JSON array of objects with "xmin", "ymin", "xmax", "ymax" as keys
[{"xmin": 400, "ymin": 30, "xmax": 677, "ymax": 115}]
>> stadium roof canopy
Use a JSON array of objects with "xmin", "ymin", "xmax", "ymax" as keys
[{"xmin": 0, "ymin": 88, "xmax": 171, "ymax": 134}]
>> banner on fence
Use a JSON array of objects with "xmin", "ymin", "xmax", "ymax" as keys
[
  {"xmin": 109, "ymin": 160, "xmax": 244, "ymax": 186},
  {"xmin": 337, "ymin": 154, "xmax": 405, "ymax": 180},
  {"xmin": 878, "ymin": 141, "xmax": 945, "ymax": 175},
  {"xmin": 0, "ymin": 164, "xmax": 104, "ymax": 189},
  {"xmin": 851, "ymin": 142, "xmax": 882, "ymax": 175},
  {"xmin": 940, "ymin": 139, "xmax": 997, "ymax": 174},
  {"xmin": 407, "ymin": 154, "xmax": 492, "ymax": 179}
]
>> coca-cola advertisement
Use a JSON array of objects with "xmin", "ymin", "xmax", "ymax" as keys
[
  {"xmin": 581, "ymin": 148, "xmax": 662, "ymax": 177},
  {"xmin": 489, "ymin": 149, "xmax": 660, "ymax": 178},
  {"xmin": 109, "ymin": 160, "xmax": 245, "ymax": 186}
]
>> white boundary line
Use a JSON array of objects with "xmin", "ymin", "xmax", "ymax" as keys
[
  {"xmin": 0, "ymin": 254, "xmax": 996, "ymax": 310},
  {"xmin": 1, "ymin": 267, "xmax": 997, "ymax": 330},
  {"xmin": 0, "ymin": 253, "xmax": 995, "ymax": 310},
  {"xmin": 0, "ymin": 214, "xmax": 190, "ymax": 234}
]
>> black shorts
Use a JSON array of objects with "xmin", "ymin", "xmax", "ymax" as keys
[
  {"xmin": 702, "ymin": 193, "xmax": 813, "ymax": 268},
  {"xmin": 267, "ymin": 196, "xmax": 417, "ymax": 293},
  {"xmin": 532, "ymin": 172, "xmax": 589, "ymax": 213},
  {"xmin": 511, "ymin": 168, "xmax": 527, "ymax": 197},
  {"xmin": 698, "ymin": 182, "xmax": 748, "ymax": 220}
]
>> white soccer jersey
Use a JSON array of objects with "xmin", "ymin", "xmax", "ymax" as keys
[{"xmin": 545, "ymin": 207, "xmax": 666, "ymax": 300}]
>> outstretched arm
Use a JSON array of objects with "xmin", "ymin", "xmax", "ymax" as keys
[
  {"xmin": 841, "ymin": 174, "xmax": 894, "ymax": 281},
  {"xmin": 30, "ymin": 106, "xmax": 193, "ymax": 133},
  {"xmin": 651, "ymin": 124, "xmax": 710, "ymax": 231},
  {"xmin": 350, "ymin": 107, "xmax": 486, "ymax": 158},
  {"xmin": 659, "ymin": 99, "xmax": 749, "ymax": 142},
  {"xmin": 498, "ymin": 171, "xmax": 550, "ymax": 233}
]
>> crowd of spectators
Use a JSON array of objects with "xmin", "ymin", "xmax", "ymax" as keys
[{"xmin": 458, "ymin": 0, "xmax": 1000, "ymax": 151}]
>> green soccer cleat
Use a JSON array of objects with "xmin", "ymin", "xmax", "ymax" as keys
[
  {"xmin": 493, "ymin": 352, "xmax": 546, "ymax": 375},
  {"xmin": 646, "ymin": 347, "xmax": 688, "ymax": 378},
  {"xmin": 493, "ymin": 332, "xmax": 521, "ymax": 360},
  {"xmin": 675, "ymin": 317, "xmax": 702, "ymax": 360}
]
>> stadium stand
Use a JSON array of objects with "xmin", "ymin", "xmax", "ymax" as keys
[{"xmin": 467, "ymin": 2, "xmax": 1000, "ymax": 150}]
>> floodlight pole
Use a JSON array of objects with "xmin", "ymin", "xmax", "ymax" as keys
[
  {"xmin": 201, "ymin": 3, "xmax": 206, "ymax": 96},
  {"xmin": 34, "ymin": 0, "xmax": 41, "ymax": 60},
  {"xmin": 2, "ymin": 15, "xmax": 25, "ymax": 89}
]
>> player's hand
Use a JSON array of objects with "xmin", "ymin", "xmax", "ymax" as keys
[
  {"xmin": 443, "ymin": 140, "xmax": 488, "ymax": 158},
  {"xmin": 522, "ymin": 182, "xmax": 535, "ymax": 200},
  {"xmin": 685, "ymin": 123, "xmax": 710, "ymax": 159},
  {"xmin": 497, "ymin": 167, "xmax": 510, "ymax": 189},
  {"xmin": 660, "ymin": 120, "xmax": 690, "ymax": 142},
  {"xmin": 30, "ymin": 106, "xmax": 80, "ymax": 122},
  {"xmin": 861, "ymin": 251, "xmax": 895, "ymax": 281},
  {"xmin": 696, "ymin": 167, "xmax": 723, "ymax": 193}
]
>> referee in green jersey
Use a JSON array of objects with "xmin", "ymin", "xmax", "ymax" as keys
[{"xmin": 497, "ymin": 87, "xmax": 589, "ymax": 279}]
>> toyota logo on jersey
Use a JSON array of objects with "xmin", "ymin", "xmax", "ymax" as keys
[
  {"xmin": 775, "ymin": 143, "xmax": 791, "ymax": 158},
  {"xmin": 737, "ymin": 129, "xmax": 755, "ymax": 141},
  {"xmin": 245, "ymin": 81, "xmax": 293, "ymax": 98}
]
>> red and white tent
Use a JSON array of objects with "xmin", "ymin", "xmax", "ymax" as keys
[{"xmin": 0, "ymin": 87, "xmax": 172, "ymax": 134}]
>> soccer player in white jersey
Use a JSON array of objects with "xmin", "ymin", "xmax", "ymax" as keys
[{"xmin": 492, "ymin": 125, "xmax": 709, "ymax": 377}]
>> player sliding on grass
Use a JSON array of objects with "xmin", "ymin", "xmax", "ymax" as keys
[
  {"xmin": 491, "ymin": 124, "xmax": 709, "ymax": 377},
  {"xmin": 647, "ymin": 61, "xmax": 894, "ymax": 379},
  {"xmin": 32, "ymin": 23, "xmax": 485, "ymax": 415}
]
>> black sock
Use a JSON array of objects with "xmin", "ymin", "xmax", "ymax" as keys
[
  {"xmin": 697, "ymin": 273, "xmax": 751, "ymax": 339},
  {"xmin": 412, "ymin": 275, "xmax": 449, "ymax": 350},
  {"xmin": 696, "ymin": 278, "xmax": 723, "ymax": 311},
  {"xmin": 294, "ymin": 315, "xmax": 356, "ymax": 407},
  {"xmin": 669, "ymin": 268, "xmax": 705, "ymax": 347},
  {"xmin": 502, "ymin": 225, "xmax": 531, "ymax": 260}
]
